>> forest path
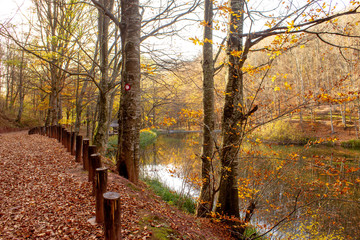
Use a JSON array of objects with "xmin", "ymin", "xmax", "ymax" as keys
[
  {"xmin": 0, "ymin": 131, "xmax": 101, "ymax": 239},
  {"xmin": 0, "ymin": 131, "xmax": 231, "ymax": 240}
]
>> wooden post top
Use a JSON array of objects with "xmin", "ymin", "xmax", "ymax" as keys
[
  {"xmin": 103, "ymin": 192, "xmax": 120, "ymax": 200},
  {"xmin": 96, "ymin": 167, "xmax": 108, "ymax": 171}
]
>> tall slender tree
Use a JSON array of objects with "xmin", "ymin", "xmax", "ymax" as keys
[
  {"xmin": 197, "ymin": 0, "xmax": 215, "ymax": 217},
  {"xmin": 93, "ymin": 0, "xmax": 115, "ymax": 153}
]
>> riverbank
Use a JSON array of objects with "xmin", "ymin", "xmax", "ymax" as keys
[{"xmin": 155, "ymin": 117, "xmax": 359, "ymax": 146}]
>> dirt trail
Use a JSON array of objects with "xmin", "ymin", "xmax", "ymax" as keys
[{"xmin": 0, "ymin": 132, "xmax": 231, "ymax": 239}]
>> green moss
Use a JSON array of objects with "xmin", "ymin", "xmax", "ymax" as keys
[
  {"xmin": 142, "ymin": 214, "xmax": 161, "ymax": 223},
  {"xmin": 243, "ymin": 226, "xmax": 267, "ymax": 239},
  {"xmin": 140, "ymin": 214, "xmax": 181, "ymax": 240},
  {"xmin": 126, "ymin": 182, "xmax": 141, "ymax": 192},
  {"xmin": 152, "ymin": 227, "xmax": 174, "ymax": 239}
]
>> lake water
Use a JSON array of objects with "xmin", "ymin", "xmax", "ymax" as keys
[{"xmin": 140, "ymin": 132, "xmax": 360, "ymax": 239}]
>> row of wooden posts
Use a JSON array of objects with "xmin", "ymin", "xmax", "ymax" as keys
[{"xmin": 29, "ymin": 126, "xmax": 121, "ymax": 239}]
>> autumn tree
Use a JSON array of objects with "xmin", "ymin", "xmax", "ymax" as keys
[
  {"xmin": 197, "ymin": 0, "xmax": 215, "ymax": 217},
  {"xmin": 208, "ymin": 0, "xmax": 360, "ymax": 236},
  {"xmin": 115, "ymin": 0, "xmax": 142, "ymax": 183},
  {"xmin": 92, "ymin": 0, "xmax": 116, "ymax": 153},
  {"xmin": 31, "ymin": 0, "xmax": 82, "ymax": 126},
  {"xmin": 215, "ymin": 0, "xmax": 246, "ymax": 224}
]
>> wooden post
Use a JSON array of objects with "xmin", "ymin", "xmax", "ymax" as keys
[
  {"xmin": 75, "ymin": 135, "xmax": 83, "ymax": 163},
  {"xmin": 59, "ymin": 126, "xmax": 63, "ymax": 143},
  {"xmin": 95, "ymin": 167, "xmax": 108, "ymax": 223},
  {"xmin": 62, "ymin": 129, "xmax": 66, "ymax": 148},
  {"xmin": 88, "ymin": 145, "xmax": 97, "ymax": 182},
  {"xmin": 83, "ymin": 139, "xmax": 90, "ymax": 170},
  {"xmin": 61, "ymin": 128, "xmax": 64, "ymax": 145},
  {"xmin": 62, "ymin": 128, "xmax": 66, "ymax": 147},
  {"xmin": 90, "ymin": 153, "xmax": 102, "ymax": 196},
  {"xmin": 66, "ymin": 131, "xmax": 71, "ymax": 152},
  {"xmin": 28, "ymin": 127, "xmax": 37, "ymax": 135},
  {"xmin": 57, "ymin": 126, "xmax": 62, "ymax": 142},
  {"xmin": 55, "ymin": 126, "xmax": 59, "ymax": 140},
  {"xmin": 71, "ymin": 132, "xmax": 76, "ymax": 156},
  {"xmin": 64, "ymin": 130, "xmax": 67, "ymax": 150},
  {"xmin": 51, "ymin": 126, "xmax": 55, "ymax": 138},
  {"xmin": 103, "ymin": 192, "xmax": 121, "ymax": 240}
]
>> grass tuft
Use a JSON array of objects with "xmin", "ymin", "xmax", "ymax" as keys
[
  {"xmin": 243, "ymin": 226, "xmax": 267, "ymax": 239},
  {"xmin": 254, "ymin": 120, "xmax": 311, "ymax": 145},
  {"xmin": 140, "ymin": 129, "xmax": 157, "ymax": 149},
  {"xmin": 341, "ymin": 139, "xmax": 360, "ymax": 149},
  {"xmin": 144, "ymin": 177, "xmax": 196, "ymax": 214}
]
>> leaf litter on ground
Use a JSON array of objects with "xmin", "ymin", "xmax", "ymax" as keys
[{"xmin": 0, "ymin": 131, "xmax": 232, "ymax": 239}]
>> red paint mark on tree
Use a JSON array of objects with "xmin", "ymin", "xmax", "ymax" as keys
[{"xmin": 125, "ymin": 84, "xmax": 131, "ymax": 91}]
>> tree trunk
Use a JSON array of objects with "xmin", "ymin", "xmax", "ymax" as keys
[
  {"xmin": 294, "ymin": 54, "xmax": 304, "ymax": 128},
  {"xmin": 91, "ymin": 103, "xmax": 98, "ymax": 140},
  {"xmin": 358, "ymin": 101, "xmax": 360, "ymax": 138},
  {"xmin": 215, "ymin": 0, "xmax": 247, "ymax": 223},
  {"xmin": 16, "ymin": 53, "xmax": 25, "ymax": 123},
  {"xmin": 94, "ymin": 92, "xmax": 110, "ymax": 153},
  {"xmin": 117, "ymin": 0, "xmax": 141, "ymax": 183},
  {"xmin": 340, "ymin": 103, "xmax": 347, "ymax": 128},
  {"xmin": 75, "ymin": 42, "xmax": 98, "ymax": 134},
  {"xmin": 9, "ymin": 63, "xmax": 16, "ymax": 110},
  {"xmin": 5, "ymin": 54, "xmax": 11, "ymax": 110},
  {"xmin": 330, "ymin": 103, "xmax": 335, "ymax": 134},
  {"xmin": 93, "ymin": 0, "xmax": 114, "ymax": 154},
  {"xmin": 86, "ymin": 106, "xmax": 91, "ymax": 137},
  {"xmin": 197, "ymin": 0, "xmax": 214, "ymax": 218}
]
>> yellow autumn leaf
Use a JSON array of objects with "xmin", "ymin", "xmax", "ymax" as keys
[
  {"xmin": 204, "ymin": 38, "xmax": 213, "ymax": 44},
  {"xmin": 284, "ymin": 82, "xmax": 292, "ymax": 90}
]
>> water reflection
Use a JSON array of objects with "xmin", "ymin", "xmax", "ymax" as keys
[
  {"xmin": 140, "ymin": 132, "xmax": 360, "ymax": 239},
  {"xmin": 140, "ymin": 133, "xmax": 202, "ymax": 198}
]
